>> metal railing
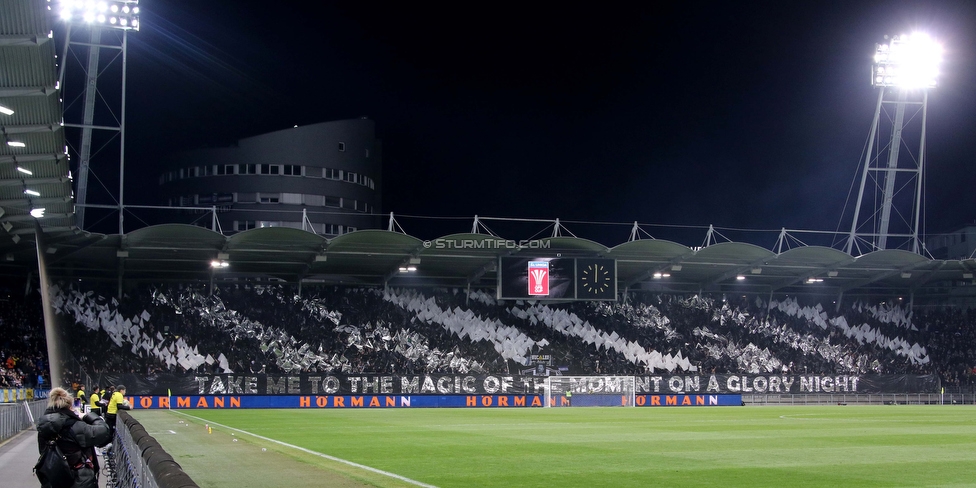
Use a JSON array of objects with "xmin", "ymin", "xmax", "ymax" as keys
[
  {"xmin": 743, "ymin": 393, "xmax": 976, "ymax": 405},
  {"xmin": 106, "ymin": 415, "xmax": 155, "ymax": 488},
  {"xmin": 0, "ymin": 400, "xmax": 46, "ymax": 444}
]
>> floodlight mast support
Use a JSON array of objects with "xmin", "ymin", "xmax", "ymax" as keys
[
  {"xmin": 845, "ymin": 34, "xmax": 937, "ymax": 256},
  {"xmin": 877, "ymin": 89, "xmax": 909, "ymax": 251},
  {"xmin": 73, "ymin": 26, "xmax": 101, "ymax": 232},
  {"xmin": 119, "ymin": 28, "xmax": 129, "ymax": 234},
  {"xmin": 57, "ymin": 1, "xmax": 139, "ymax": 235}
]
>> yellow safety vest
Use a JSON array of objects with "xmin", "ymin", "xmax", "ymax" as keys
[{"xmin": 107, "ymin": 391, "xmax": 126, "ymax": 414}]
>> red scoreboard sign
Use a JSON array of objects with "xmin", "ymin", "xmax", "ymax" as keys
[{"xmin": 527, "ymin": 261, "xmax": 550, "ymax": 296}]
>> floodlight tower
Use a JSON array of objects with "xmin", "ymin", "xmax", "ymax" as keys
[
  {"xmin": 54, "ymin": 0, "xmax": 140, "ymax": 234},
  {"xmin": 845, "ymin": 33, "xmax": 942, "ymax": 255}
]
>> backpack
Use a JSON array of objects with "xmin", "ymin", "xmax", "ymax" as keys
[{"xmin": 33, "ymin": 438, "xmax": 74, "ymax": 488}]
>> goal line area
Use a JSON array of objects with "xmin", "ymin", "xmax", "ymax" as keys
[{"xmin": 543, "ymin": 376, "xmax": 637, "ymax": 407}]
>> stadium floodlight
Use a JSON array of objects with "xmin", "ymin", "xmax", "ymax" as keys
[
  {"xmin": 56, "ymin": 0, "xmax": 140, "ymax": 31},
  {"xmin": 7, "ymin": 141, "xmax": 26, "ymax": 147},
  {"xmin": 16, "ymin": 167, "xmax": 32, "ymax": 175},
  {"xmin": 30, "ymin": 208, "xmax": 46, "ymax": 218},
  {"xmin": 0, "ymin": 104, "xmax": 13, "ymax": 115},
  {"xmin": 872, "ymin": 33, "xmax": 942, "ymax": 88},
  {"xmin": 847, "ymin": 33, "xmax": 943, "ymax": 255},
  {"xmin": 24, "ymin": 189, "xmax": 41, "ymax": 196}
]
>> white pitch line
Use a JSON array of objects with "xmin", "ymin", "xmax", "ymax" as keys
[{"xmin": 171, "ymin": 411, "xmax": 437, "ymax": 488}]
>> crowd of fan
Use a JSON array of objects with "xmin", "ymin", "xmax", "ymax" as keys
[
  {"xmin": 2, "ymin": 281, "xmax": 976, "ymax": 392},
  {"xmin": 0, "ymin": 286, "xmax": 47, "ymax": 389}
]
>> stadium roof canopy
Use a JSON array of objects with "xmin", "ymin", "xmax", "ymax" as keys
[
  {"xmin": 2, "ymin": 2, "xmax": 974, "ymax": 301},
  {"xmin": 1, "ymin": 223, "xmax": 974, "ymax": 299},
  {"xmin": 0, "ymin": 1, "xmax": 75, "ymax": 246}
]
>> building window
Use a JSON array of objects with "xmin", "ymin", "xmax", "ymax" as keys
[
  {"xmin": 283, "ymin": 164, "xmax": 302, "ymax": 176},
  {"xmin": 236, "ymin": 221, "xmax": 256, "ymax": 231},
  {"xmin": 260, "ymin": 164, "xmax": 281, "ymax": 175},
  {"xmin": 346, "ymin": 226, "xmax": 357, "ymax": 233},
  {"xmin": 325, "ymin": 168, "xmax": 341, "ymax": 180},
  {"xmin": 259, "ymin": 193, "xmax": 280, "ymax": 203},
  {"xmin": 240, "ymin": 164, "xmax": 257, "ymax": 175},
  {"xmin": 304, "ymin": 194, "xmax": 324, "ymax": 206},
  {"xmin": 338, "ymin": 142, "xmax": 345, "ymax": 152},
  {"xmin": 345, "ymin": 172, "xmax": 357, "ymax": 183},
  {"xmin": 324, "ymin": 196, "xmax": 340, "ymax": 208},
  {"xmin": 323, "ymin": 223, "xmax": 341, "ymax": 235},
  {"xmin": 197, "ymin": 193, "xmax": 233, "ymax": 205},
  {"xmin": 225, "ymin": 164, "xmax": 236, "ymax": 175}
]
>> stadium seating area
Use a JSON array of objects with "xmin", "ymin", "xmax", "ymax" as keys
[
  {"xmin": 0, "ymin": 287, "xmax": 47, "ymax": 388},
  {"xmin": 2, "ymin": 282, "xmax": 975, "ymax": 392}
]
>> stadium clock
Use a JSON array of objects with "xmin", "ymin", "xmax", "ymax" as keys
[{"xmin": 576, "ymin": 258, "xmax": 616, "ymax": 300}]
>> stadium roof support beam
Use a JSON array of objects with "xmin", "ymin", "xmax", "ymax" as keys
[
  {"xmin": 44, "ymin": 234, "xmax": 107, "ymax": 266},
  {"xmin": 0, "ymin": 196, "xmax": 72, "ymax": 207},
  {"xmin": 0, "ymin": 33, "xmax": 53, "ymax": 47},
  {"xmin": 381, "ymin": 244, "xmax": 426, "ymax": 286},
  {"xmin": 0, "ymin": 176, "xmax": 71, "ymax": 186},
  {"xmin": 0, "ymin": 153, "xmax": 68, "ymax": 165},
  {"xmin": 0, "ymin": 86, "xmax": 58, "ymax": 97},
  {"xmin": 0, "ymin": 124, "xmax": 60, "ymax": 134},
  {"xmin": 296, "ymin": 245, "xmax": 329, "ymax": 284},
  {"xmin": 622, "ymin": 252, "xmax": 695, "ymax": 289},
  {"xmin": 709, "ymin": 256, "xmax": 769, "ymax": 286},
  {"xmin": 909, "ymin": 261, "xmax": 948, "ymax": 292},
  {"xmin": 768, "ymin": 257, "xmax": 855, "ymax": 293},
  {"xmin": 839, "ymin": 263, "xmax": 926, "ymax": 293},
  {"xmin": 466, "ymin": 258, "xmax": 499, "ymax": 286}
]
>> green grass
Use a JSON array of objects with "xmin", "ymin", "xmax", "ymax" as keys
[{"xmin": 133, "ymin": 406, "xmax": 976, "ymax": 487}]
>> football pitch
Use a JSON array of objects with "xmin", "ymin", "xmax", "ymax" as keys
[{"xmin": 132, "ymin": 405, "xmax": 976, "ymax": 487}]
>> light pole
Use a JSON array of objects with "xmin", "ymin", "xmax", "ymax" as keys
[
  {"xmin": 54, "ymin": 0, "xmax": 140, "ymax": 234},
  {"xmin": 845, "ymin": 33, "xmax": 942, "ymax": 255}
]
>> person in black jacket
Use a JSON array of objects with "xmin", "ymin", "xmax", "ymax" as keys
[{"xmin": 36, "ymin": 387, "xmax": 112, "ymax": 488}]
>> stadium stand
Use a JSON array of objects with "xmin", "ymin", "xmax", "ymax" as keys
[
  {"xmin": 0, "ymin": 282, "xmax": 969, "ymax": 393},
  {"xmin": 0, "ymin": 287, "xmax": 47, "ymax": 389}
]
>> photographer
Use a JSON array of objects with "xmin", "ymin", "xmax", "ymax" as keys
[{"xmin": 36, "ymin": 387, "xmax": 112, "ymax": 488}]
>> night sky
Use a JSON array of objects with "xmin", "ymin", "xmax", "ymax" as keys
[{"xmin": 112, "ymin": 1, "xmax": 976, "ymax": 246}]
